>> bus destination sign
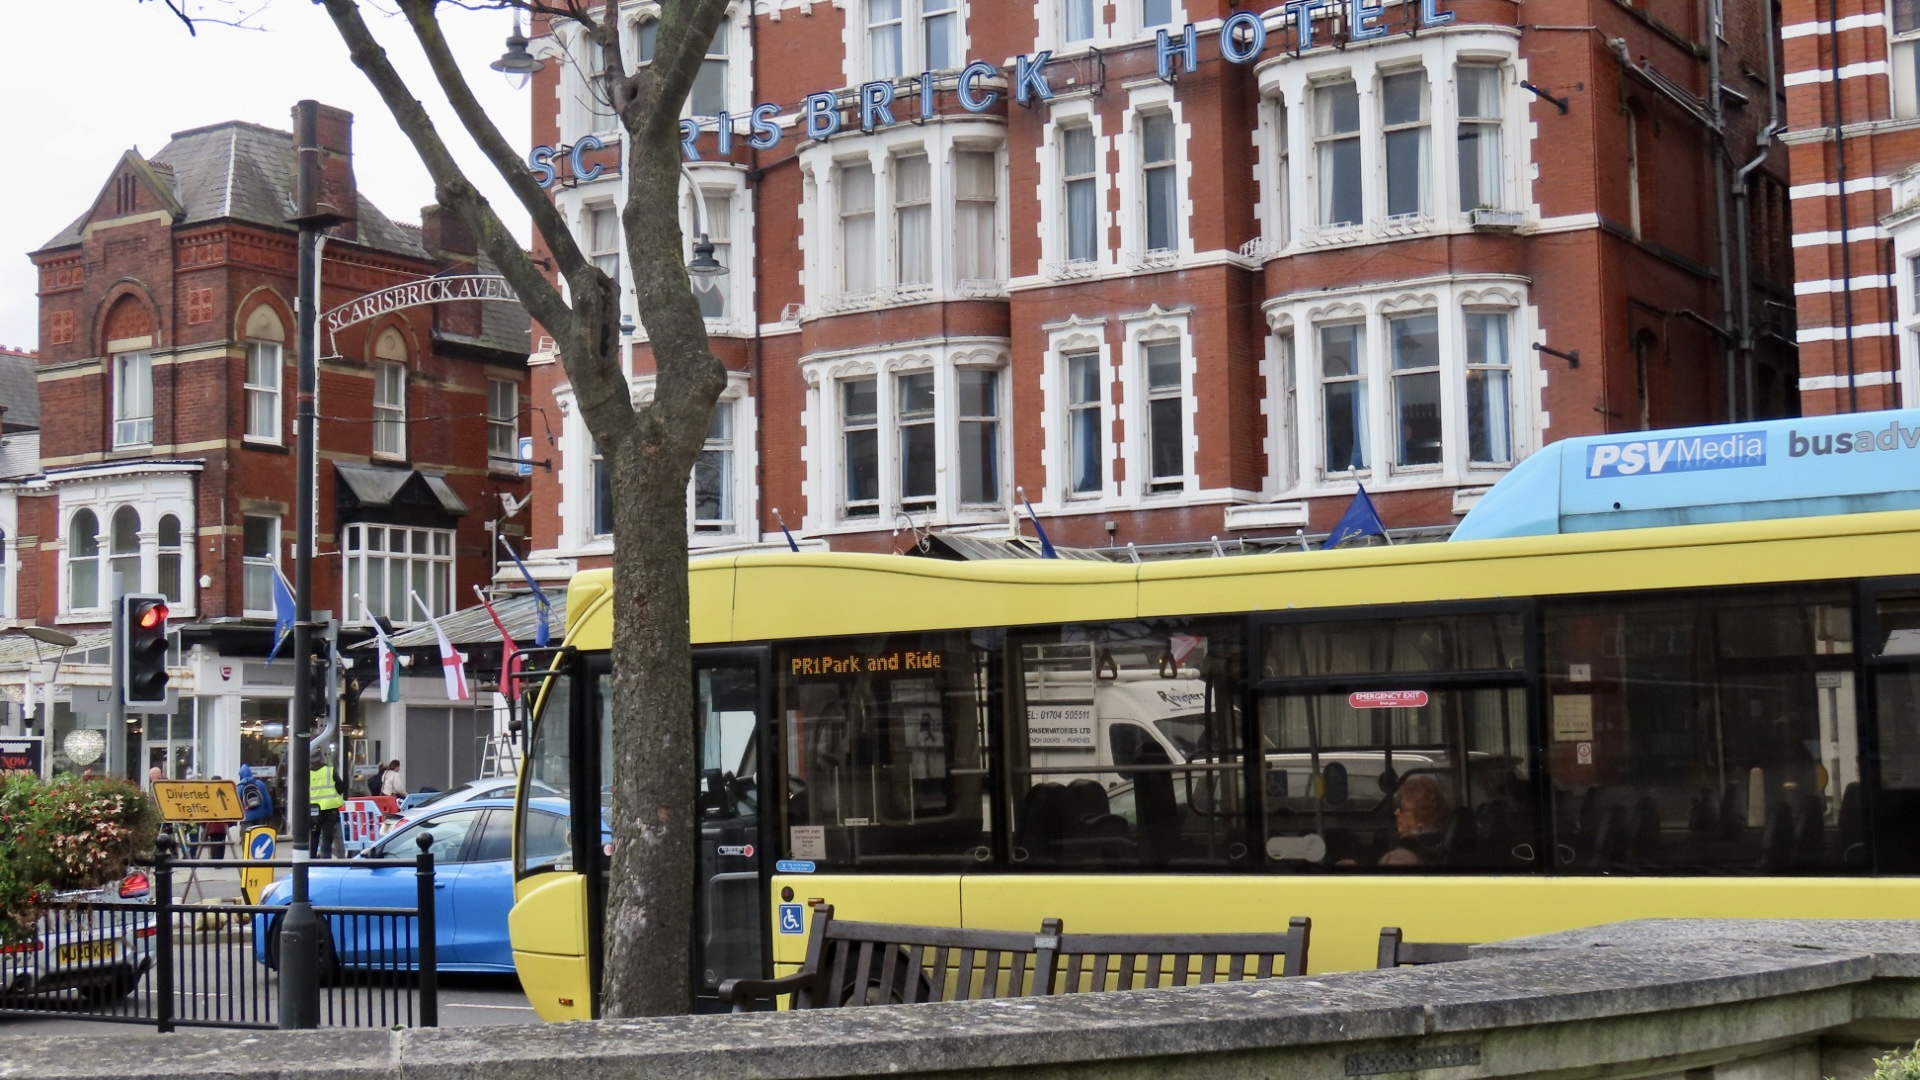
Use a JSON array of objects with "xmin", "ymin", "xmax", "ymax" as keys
[{"xmin": 790, "ymin": 650, "xmax": 944, "ymax": 677}]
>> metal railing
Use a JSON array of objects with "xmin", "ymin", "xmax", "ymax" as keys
[{"xmin": 0, "ymin": 840, "xmax": 437, "ymax": 1032}]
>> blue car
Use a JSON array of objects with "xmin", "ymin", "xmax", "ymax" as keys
[{"xmin": 255, "ymin": 798, "xmax": 592, "ymax": 975}]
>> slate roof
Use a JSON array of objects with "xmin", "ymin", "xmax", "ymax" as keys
[
  {"xmin": 39, "ymin": 121, "xmax": 425, "ymax": 259},
  {"xmin": 0, "ymin": 350, "xmax": 38, "ymax": 431},
  {"xmin": 0, "ymin": 433, "xmax": 39, "ymax": 481}
]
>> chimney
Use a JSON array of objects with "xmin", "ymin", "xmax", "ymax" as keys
[
  {"xmin": 298, "ymin": 102, "xmax": 360, "ymax": 241},
  {"xmin": 421, "ymin": 205, "xmax": 477, "ymax": 263}
]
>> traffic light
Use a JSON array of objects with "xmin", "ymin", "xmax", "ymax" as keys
[
  {"xmin": 119, "ymin": 594, "xmax": 171, "ymax": 709},
  {"xmin": 306, "ymin": 656, "xmax": 333, "ymax": 725}
]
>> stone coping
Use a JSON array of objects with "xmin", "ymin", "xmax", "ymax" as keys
[{"xmin": 0, "ymin": 919, "xmax": 1913, "ymax": 1080}]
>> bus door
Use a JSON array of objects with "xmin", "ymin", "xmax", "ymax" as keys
[
  {"xmin": 693, "ymin": 649, "xmax": 773, "ymax": 1012},
  {"xmin": 1863, "ymin": 581, "xmax": 1920, "ymax": 872}
]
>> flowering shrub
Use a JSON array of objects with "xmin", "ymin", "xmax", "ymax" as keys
[{"xmin": 0, "ymin": 773, "xmax": 159, "ymax": 943}]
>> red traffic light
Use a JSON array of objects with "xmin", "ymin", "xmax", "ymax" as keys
[{"xmin": 136, "ymin": 602, "xmax": 169, "ymax": 630}]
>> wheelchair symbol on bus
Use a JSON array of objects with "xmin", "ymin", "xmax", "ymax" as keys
[{"xmin": 778, "ymin": 903, "xmax": 806, "ymax": 935}]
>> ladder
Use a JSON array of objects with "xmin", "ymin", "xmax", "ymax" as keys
[{"xmin": 478, "ymin": 732, "xmax": 519, "ymax": 779}]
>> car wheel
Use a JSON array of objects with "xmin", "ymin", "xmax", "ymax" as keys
[{"xmin": 263, "ymin": 915, "xmax": 340, "ymax": 984}]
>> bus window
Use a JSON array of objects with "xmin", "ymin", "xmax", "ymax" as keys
[
  {"xmin": 1870, "ymin": 589, "xmax": 1920, "ymax": 872},
  {"xmin": 777, "ymin": 632, "xmax": 991, "ymax": 868},
  {"xmin": 1256, "ymin": 610, "xmax": 1533, "ymax": 872},
  {"xmin": 1541, "ymin": 586, "xmax": 1856, "ymax": 874},
  {"xmin": 1006, "ymin": 624, "xmax": 1246, "ymax": 869}
]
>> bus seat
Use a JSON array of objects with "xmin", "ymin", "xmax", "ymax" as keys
[
  {"xmin": 1758, "ymin": 802, "xmax": 1795, "ymax": 871},
  {"xmin": 1587, "ymin": 804, "xmax": 1628, "ymax": 868},
  {"xmin": 1441, "ymin": 807, "xmax": 1475, "ymax": 863},
  {"xmin": 1474, "ymin": 801, "xmax": 1522, "ymax": 864},
  {"xmin": 1839, "ymin": 782, "xmax": 1867, "ymax": 868},
  {"xmin": 1576, "ymin": 786, "xmax": 1603, "ymax": 850},
  {"xmin": 1017, "ymin": 783, "xmax": 1070, "ymax": 863},
  {"xmin": 1716, "ymin": 783, "xmax": 1746, "ymax": 841},
  {"xmin": 1687, "ymin": 789, "xmax": 1716, "ymax": 834},
  {"xmin": 1065, "ymin": 778, "xmax": 1110, "ymax": 823},
  {"xmin": 1792, "ymin": 793, "xmax": 1826, "ymax": 866},
  {"xmin": 1124, "ymin": 743, "xmax": 1179, "ymax": 864},
  {"xmin": 1630, "ymin": 796, "xmax": 1661, "ymax": 863}
]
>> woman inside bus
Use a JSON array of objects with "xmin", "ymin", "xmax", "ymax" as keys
[{"xmin": 1379, "ymin": 774, "xmax": 1453, "ymax": 866}]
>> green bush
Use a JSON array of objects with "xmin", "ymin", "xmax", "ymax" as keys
[
  {"xmin": 0, "ymin": 773, "xmax": 159, "ymax": 943},
  {"xmin": 1866, "ymin": 1044, "xmax": 1920, "ymax": 1080}
]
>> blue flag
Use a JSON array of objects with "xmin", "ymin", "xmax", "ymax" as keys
[
  {"xmin": 499, "ymin": 537, "xmax": 552, "ymax": 647},
  {"xmin": 1023, "ymin": 499, "xmax": 1058, "ymax": 559},
  {"xmin": 265, "ymin": 568, "xmax": 296, "ymax": 663},
  {"xmin": 1323, "ymin": 485, "xmax": 1389, "ymax": 550}
]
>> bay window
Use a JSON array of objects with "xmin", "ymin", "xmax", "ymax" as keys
[
  {"xmin": 158, "ymin": 515, "xmax": 182, "ymax": 603},
  {"xmin": 812, "ymin": 349, "xmax": 1009, "ymax": 525},
  {"xmin": 343, "ymin": 523, "xmax": 454, "ymax": 624}
]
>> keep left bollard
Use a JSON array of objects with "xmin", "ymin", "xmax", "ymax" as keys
[
  {"xmin": 153, "ymin": 834, "xmax": 176, "ymax": 1033},
  {"xmin": 414, "ymin": 833, "xmax": 438, "ymax": 1027}
]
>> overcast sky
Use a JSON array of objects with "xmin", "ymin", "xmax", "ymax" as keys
[{"xmin": 0, "ymin": 1, "xmax": 532, "ymax": 353}]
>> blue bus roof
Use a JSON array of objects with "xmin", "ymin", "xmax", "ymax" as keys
[{"xmin": 1451, "ymin": 409, "xmax": 1920, "ymax": 541}]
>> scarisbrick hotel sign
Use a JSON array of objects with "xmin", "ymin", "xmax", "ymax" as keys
[{"xmin": 529, "ymin": 0, "xmax": 1456, "ymax": 185}]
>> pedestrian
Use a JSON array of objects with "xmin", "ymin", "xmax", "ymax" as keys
[
  {"xmin": 203, "ymin": 777, "xmax": 231, "ymax": 861},
  {"xmin": 308, "ymin": 759, "xmax": 346, "ymax": 859},
  {"xmin": 380, "ymin": 759, "xmax": 406, "ymax": 800},
  {"xmin": 238, "ymin": 763, "xmax": 274, "ymax": 830},
  {"xmin": 366, "ymin": 761, "xmax": 387, "ymax": 798}
]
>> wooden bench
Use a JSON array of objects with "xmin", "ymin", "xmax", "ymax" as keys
[
  {"xmin": 717, "ymin": 905, "xmax": 1311, "ymax": 1011},
  {"xmin": 1376, "ymin": 926, "xmax": 1472, "ymax": 968}
]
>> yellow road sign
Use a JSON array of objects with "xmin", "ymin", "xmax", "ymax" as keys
[
  {"xmin": 150, "ymin": 779, "xmax": 244, "ymax": 823},
  {"xmin": 241, "ymin": 826, "xmax": 276, "ymax": 904}
]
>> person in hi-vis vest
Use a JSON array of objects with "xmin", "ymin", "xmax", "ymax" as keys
[{"xmin": 308, "ymin": 760, "xmax": 346, "ymax": 858}]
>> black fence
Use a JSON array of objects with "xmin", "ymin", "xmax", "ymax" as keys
[{"xmin": 0, "ymin": 844, "xmax": 437, "ymax": 1032}]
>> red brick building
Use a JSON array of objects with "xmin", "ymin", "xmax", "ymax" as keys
[
  {"xmin": 1781, "ymin": 0, "xmax": 1920, "ymax": 412},
  {"xmin": 2, "ymin": 105, "xmax": 532, "ymax": 789},
  {"xmin": 517, "ymin": 0, "xmax": 1793, "ymax": 568}
]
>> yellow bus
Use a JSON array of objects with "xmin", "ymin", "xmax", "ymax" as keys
[{"xmin": 509, "ymin": 415, "xmax": 1920, "ymax": 1020}]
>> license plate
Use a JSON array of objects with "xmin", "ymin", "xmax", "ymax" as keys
[{"xmin": 57, "ymin": 940, "xmax": 118, "ymax": 965}]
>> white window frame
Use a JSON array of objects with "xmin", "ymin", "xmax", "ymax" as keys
[
  {"xmin": 157, "ymin": 513, "xmax": 184, "ymax": 605},
  {"xmin": 1119, "ymin": 90, "xmax": 1189, "ymax": 265},
  {"xmin": 1042, "ymin": 319, "xmax": 1112, "ymax": 504},
  {"xmin": 244, "ymin": 340, "xmax": 283, "ymax": 444},
  {"xmin": 692, "ymin": 400, "xmax": 737, "ymax": 534},
  {"xmin": 1042, "ymin": 105, "xmax": 1112, "ymax": 274},
  {"xmin": 857, "ymin": 0, "xmax": 963, "ymax": 80},
  {"xmin": 1312, "ymin": 78, "xmax": 1363, "ymax": 231},
  {"xmin": 342, "ymin": 523, "xmax": 455, "ymax": 626},
  {"xmin": 1257, "ymin": 36, "xmax": 1524, "ymax": 253},
  {"xmin": 1119, "ymin": 307, "xmax": 1195, "ymax": 498},
  {"xmin": 801, "ymin": 342, "xmax": 1010, "ymax": 530},
  {"xmin": 372, "ymin": 359, "xmax": 407, "ymax": 460},
  {"xmin": 1456, "ymin": 64, "xmax": 1506, "ymax": 213},
  {"xmin": 626, "ymin": 371, "xmax": 758, "ymax": 544},
  {"xmin": 242, "ymin": 512, "xmax": 279, "ymax": 618},
  {"xmin": 488, "ymin": 378, "xmax": 519, "ymax": 464},
  {"xmin": 113, "ymin": 350, "xmax": 153, "ymax": 448},
  {"xmin": 1894, "ymin": 0, "xmax": 1920, "ymax": 119},
  {"xmin": 1379, "ymin": 66, "xmax": 1432, "ymax": 222},
  {"xmin": 802, "ymin": 124, "xmax": 1007, "ymax": 310},
  {"xmin": 683, "ymin": 168, "xmax": 751, "ymax": 334},
  {"xmin": 108, "ymin": 505, "xmax": 142, "ymax": 605},
  {"xmin": 1262, "ymin": 280, "xmax": 1532, "ymax": 496},
  {"xmin": 562, "ymin": 22, "xmax": 619, "ymax": 142},
  {"xmin": 1061, "ymin": 122, "xmax": 1102, "ymax": 265},
  {"xmin": 586, "ymin": 202, "xmax": 621, "ymax": 282},
  {"xmin": 65, "ymin": 508, "xmax": 103, "ymax": 614}
]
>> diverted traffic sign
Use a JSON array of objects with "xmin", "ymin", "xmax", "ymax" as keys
[
  {"xmin": 1348, "ymin": 690, "xmax": 1430, "ymax": 709},
  {"xmin": 151, "ymin": 779, "xmax": 244, "ymax": 823}
]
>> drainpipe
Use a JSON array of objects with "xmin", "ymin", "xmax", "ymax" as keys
[
  {"xmin": 1732, "ymin": 0, "xmax": 1785, "ymax": 418},
  {"xmin": 1708, "ymin": 1, "xmax": 1738, "ymax": 421},
  {"xmin": 1829, "ymin": 0, "xmax": 1860, "ymax": 412}
]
